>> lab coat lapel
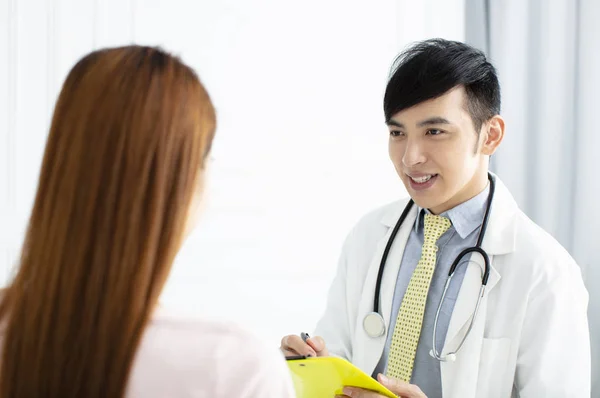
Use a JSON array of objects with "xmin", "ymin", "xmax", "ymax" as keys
[
  {"xmin": 353, "ymin": 198, "xmax": 418, "ymax": 374},
  {"xmin": 440, "ymin": 254, "xmax": 499, "ymax": 397},
  {"xmin": 379, "ymin": 202, "xmax": 419, "ymax": 333},
  {"xmin": 443, "ymin": 256, "xmax": 501, "ymax": 355},
  {"xmin": 441, "ymin": 175, "xmax": 519, "ymax": 397},
  {"xmin": 444, "ymin": 175, "xmax": 518, "ymax": 346}
]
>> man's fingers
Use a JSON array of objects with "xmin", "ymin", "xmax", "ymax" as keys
[
  {"xmin": 307, "ymin": 335, "xmax": 325, "ymax": 350},
  {"xmin": 339, "ymin": 375, "xmax": 426, "ymax": 398},
  {"xmin": 280, "ymin": 335, "xmax": 317, "ymax": 357},
  {"xmin": 279, "ymin": 334, "xmax": 329, "ymax": 358},
  {"xmin": 377, "ymin": 374, "xmax": 426, "ymax": 397},
  {"xmin": 280, "ymin": 347, "xmax": 299, "ymax": 357},
  {"xmin": 306, "ymin": 335, "xmax": 329, "ymax": 356}
]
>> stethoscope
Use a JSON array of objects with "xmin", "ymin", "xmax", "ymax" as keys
[{"xmin": 362, "ymin": 173, "xmax": 494, "ymax": 362}]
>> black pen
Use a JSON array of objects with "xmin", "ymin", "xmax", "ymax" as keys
[
  {"xmin": 300, "ymin": 332, "xmax": 310, "ymax": 343},
  {"xmin": 300, "ymin": 332, "xmax": 316, "ymax": 357}
]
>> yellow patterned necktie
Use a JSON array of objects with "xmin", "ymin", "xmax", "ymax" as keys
[{"xmin": 386, "ymin": 213, "xmax": 452, "ymax": 382}]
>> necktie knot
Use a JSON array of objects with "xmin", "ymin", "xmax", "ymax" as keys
[{"xmin": 423, "ymin": 214, "xmax": 451, "ymax": 244}]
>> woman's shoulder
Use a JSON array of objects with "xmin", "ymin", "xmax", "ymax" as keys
[
  {"xmin": 127, "ymin": 308, "xmax": 296, "ymax": 398},
  {"xmin": 151, "ymin": 307, "xmax": 257, "ymax": 335},
  {"xmin": 146, "ymin": 308, "xmax": 279, "ymax": 359}
]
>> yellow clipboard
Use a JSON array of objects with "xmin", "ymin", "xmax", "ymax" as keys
[{"xmin": 286, "ymin": 356, "xmax": 396, "ymax": 398}]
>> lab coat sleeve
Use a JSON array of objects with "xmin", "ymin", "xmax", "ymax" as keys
[
  {"xmin": 312, "ymin": 227, "xmax": 358, "ymax": 361},
  {"xmin": 515, "ymin": 257, "xmax": 591, "ymax": 397}
]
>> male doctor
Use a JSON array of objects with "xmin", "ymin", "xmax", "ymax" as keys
[{"xmin": 281, "ymin": 39, "xmax": 591, "ymax": 398}]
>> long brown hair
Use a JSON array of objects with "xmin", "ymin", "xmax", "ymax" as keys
[{"xmin": 0, "ymin": 45, "xmax": 216, "ymax": 397}]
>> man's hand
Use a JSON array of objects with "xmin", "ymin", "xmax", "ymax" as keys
[
  {"xmin": 280, "ymin": 334, "xmax": 329, "ymax": 358},
  {"xmin": 336, "ymin": 374, "xmax": 427, "ymax": 398}
]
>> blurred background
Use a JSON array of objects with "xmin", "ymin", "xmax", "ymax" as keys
[{"xmin": 0, "ymin": 0, "xmax": 598, "ymax": 394}]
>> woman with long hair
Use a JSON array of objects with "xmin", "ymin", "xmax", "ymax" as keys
[{"xmin": 0, "ymin": 45, "xmax": 295, "ymax": 398}]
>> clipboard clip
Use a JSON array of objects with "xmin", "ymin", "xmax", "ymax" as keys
[{"xmin": 285, "ymin": 355, "xmax": 308, "ymax": 360}]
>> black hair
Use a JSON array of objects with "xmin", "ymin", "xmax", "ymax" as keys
[{"xmin": 384, "ymin": 38, "xmax": 501, "ymax": 133}]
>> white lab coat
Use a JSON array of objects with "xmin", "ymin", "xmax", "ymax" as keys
[{"xmin": 314, "ymin": 175, "xmax": 591, "ymax": 398}]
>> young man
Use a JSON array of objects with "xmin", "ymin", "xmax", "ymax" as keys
[{"xmin": 281, "ymin": 39, "xmax": 591, "ymax": 398}]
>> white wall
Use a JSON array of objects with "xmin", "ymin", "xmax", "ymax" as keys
[{"xmin": 0, "ymin": 0, "xmax": 465, "ymax": 345}]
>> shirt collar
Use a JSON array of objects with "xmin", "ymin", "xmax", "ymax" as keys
[{"xmin": 414, "ymin": 183, "xmax": 491, "ymax": 239}]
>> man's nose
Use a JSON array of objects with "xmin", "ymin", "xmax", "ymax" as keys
[{"xmin": 402, "ymin": 138, "xmax": 426, "ymax": 168}]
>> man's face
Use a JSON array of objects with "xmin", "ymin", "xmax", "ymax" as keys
[{"xmin": 387, "ymin": 87, "xmax": 490, "ymax": 214}]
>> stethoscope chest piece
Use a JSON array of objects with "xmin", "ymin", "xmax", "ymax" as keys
[{"xmin": 363, "ymin": 312, "xmax": 386, "ymax": 338}]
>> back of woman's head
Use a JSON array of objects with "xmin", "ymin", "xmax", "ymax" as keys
[{"xmin": 0, "ymin": 45, "xmax": 216, "ymax": 397}]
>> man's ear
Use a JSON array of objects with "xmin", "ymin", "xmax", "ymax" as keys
[{"xmin": 480, "ymin": 115, "xmax": 505, "ymax": 155}]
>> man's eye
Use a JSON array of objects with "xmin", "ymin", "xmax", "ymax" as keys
[
  {"xmin": 427, "ymin": 129, "xmax": 444, "ymax": 136},
  {"xmin": 390, "ymin": 130, "xmax": 403, "ymax": 137}
]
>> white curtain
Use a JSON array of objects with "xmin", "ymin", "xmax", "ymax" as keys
[{"xmin": 466, "ymin": 0, "xmax": 600, "ymax": 395}]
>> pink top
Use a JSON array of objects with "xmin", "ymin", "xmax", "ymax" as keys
[
  {"xmin": 0, "ymin": 306, "xmax": 296, "ymax": 398},
  {"xmin": 126, "ymin": 308, "xmax": 296, "ymax": 397}
]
